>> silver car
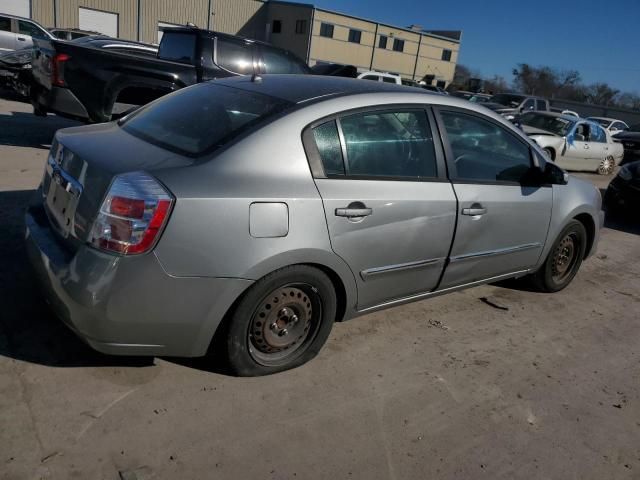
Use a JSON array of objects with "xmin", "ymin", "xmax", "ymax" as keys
[{"xmin": 26, "ymin": 76, "xmax": 603, "ymax": 376}]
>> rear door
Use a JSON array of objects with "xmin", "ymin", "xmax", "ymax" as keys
[
  {"xmin": 434, "ymin": 107, "xmax": 552, "ymax": 288},
  {"xmin": 304, "ymin": 107, "xmax": 457, "ymax": 309},
  {"xmin": 0, "ymin": 15, "xmax": 16, "ymax": 51}
]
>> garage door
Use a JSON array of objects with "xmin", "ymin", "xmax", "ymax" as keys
[
  {"xmin": 78, "ymin": 7, "xmax": 118, "ymax": 37},
  {"xmin": 0, "ymin": 0, "xmax": 30, "ymax": 18}
]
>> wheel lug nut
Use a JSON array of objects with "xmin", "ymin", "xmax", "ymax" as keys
[
  {"xmin": 270, "ymin": 322, "xmax": 278, "ymax": 331},
  {"xmin": 278, "ymin": 329, "xmax": 288, "ymax": 337}
]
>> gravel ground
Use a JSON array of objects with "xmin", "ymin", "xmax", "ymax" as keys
[{"xmin": 1, "ymin": 92, "xmax": 638, "ymax": 480}]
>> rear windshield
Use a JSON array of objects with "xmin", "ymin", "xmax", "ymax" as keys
[{"xmin": 122, "ymin": 83, "xmax": 291, "ymax": 156}]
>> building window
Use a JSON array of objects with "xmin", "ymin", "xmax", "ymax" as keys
[
  {"xmin": 272, "ymin": 20, "xmax": 282, "ymax": 34},
  {"xmin": 378, "ymin": 35, "xmax": 387, "ymax": 49},
  {"xmin": 393, "ymin": 39, "xmax": 404, "ymax": 52},
  {"xmin": 319, "ymin": 22, "xmax": 334, "ymax": 38},
  {"xmin": 436, "ymin": 80, "xmax": 446, "ymax": 88},
  {"xmin": 348, "ymin": 29, "xmax": 361, "ymax": 44},
  {"xmin": 441, "ymin": 49, "xmax": 452, "ymax": 61},
  {"xmin": 295, "ymin": 19, "xmax": 307, "ymax": 34}
]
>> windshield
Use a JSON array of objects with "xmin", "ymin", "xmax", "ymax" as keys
[
  {"xmin": 122, "ymin": 83, "xmax": 292, "ymax": 156},
  {"xmin": 520, "ymin": 113, "xmax": 575, "ymax": 136},
  {"xmin": 491, "ymin": 94, "xmax": 526, "ymax": 107}
]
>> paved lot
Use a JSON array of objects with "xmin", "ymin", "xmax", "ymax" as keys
[{"xmin": 1, "ymin": 92, "xmax": 639, "ymax": 480}]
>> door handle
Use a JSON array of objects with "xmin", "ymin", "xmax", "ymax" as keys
[
  {"xmin": 335, "ymin": 207, "xmax": 373, "ymax": 218},
  {"xmin": 583, "ymin": 144, "xmax": 590, "ymax": 149},
  {"xmin": 461, "ymin": 203, "xmax": 487, "ymax": 216},
  {"xmin": 17, "ymin": 37, "xmax": 26, "ymax": 41}
]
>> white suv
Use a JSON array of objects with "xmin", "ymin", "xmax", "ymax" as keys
[
  {"xmin": 0, "ymin": 14, "xmax": 53, "ymax": 52},
  {"xmin": 357, "ymin": 71, "xmax": 402, "ymax": 85}
]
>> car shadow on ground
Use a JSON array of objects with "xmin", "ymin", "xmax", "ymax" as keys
[
  {"xmin": 0, "ymin": 189, "xmax": 151, "ymax": 368},
  {"xmin": 0, "ymin": 110, "xmax": 79, "ymax": 150}
]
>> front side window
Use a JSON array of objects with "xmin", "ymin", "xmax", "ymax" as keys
[
  {"xmin": 260, "ymin": 47, "xmax": 309, "ymax": 74},
  {"xmin": 393, "ymin": 39, "xmax": 404, "ymax": 52},
  {"xmin": 18, "ymin": 21, "xmax": 49, "ymax": 40},
  {"xmin": 348, "ymin": 29, "xmax": 361, "ymax": 44},
  {"xmin": 216, "ymin": 38, "xmax": 254, "ymax": 74},
  {"xmin": 536, "ymin": 99, "xmax": 547, "ymax": 110},
  {"xmin": 319, "ymin": 23, "xmax": 334, "ymax": 38},
  {"xmin": 339, "ymin": 110, "xmax": 437, "ymax": 178},
  {"xmin": 441, "ymin": 111, "xmax": 532, "ymax": 183},
  {"xmin": 122, "ymin": 83, "xmax": 291, "ymax": 156},
  {"xmin": 441, "ymin": 49, "xmax": 452, "ymax": 61},
  {"xmin": 312, "ymin": 121, "xmax": 344, "ymax": 176},
  {"xmin": 522, "ymin": 99, "xmax": 535, "ymax": 111},
  {"xmin": 378, "ymin": 35, "xmax": 387, "ymax": 49}
]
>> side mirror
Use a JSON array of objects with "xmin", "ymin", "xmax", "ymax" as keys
[{"xmin": 544, "ymin": 162, "xmax": 569, "ymax": 185}]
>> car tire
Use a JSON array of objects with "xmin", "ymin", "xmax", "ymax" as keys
[
  {"xmin": 530, "ymin": 220, "xmax": 587, "ymax": 293},
  {"xmin": 223, "ymin": 265, "xmax": 337, "ymax": 376},
  {"xmin": 597, "ymin": 155, "xmax": 615, "ymax": 175}
]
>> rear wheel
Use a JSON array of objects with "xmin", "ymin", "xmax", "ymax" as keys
[
  {"xmin": 597, "ymin": 155, "xmax": 615, "ymax": 175},
  {"xmin": 530, "ymin": 220, "xmax": 587, "ymax": 292},
  {"xmin": 223, "ymin": 265, "xmax": 337, "ymax": 376},
  {"xmin": 543, "ymin": 147, "xmax": 555, "ymax": 160}
]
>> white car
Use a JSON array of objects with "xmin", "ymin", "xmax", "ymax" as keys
[
  {"xmin": 357, "ymin": 71, "xmax": 402, "ymax": 85},
  {"xmin": 587, "ymin": 117, "xmax": 629, "ymax": 135},
  {"xmin": 520, "ymin": 112, "xmax": 624, "ymax": 175}
]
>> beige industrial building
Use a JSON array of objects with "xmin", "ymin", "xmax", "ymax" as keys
[{"xmin": 2, "ymin": 0, "xmax": 461, "ymax": 86}]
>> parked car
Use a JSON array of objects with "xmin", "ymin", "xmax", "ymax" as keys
[
  {"xmin": 611, "ymin": 123, "xmax": 640, "ymax": 165},
  {"xmin": 450, "ymin": 90, "xmax": 474, "ymax": 100},
  {"xmin": 357, "ymin": 71, "xmax": 402, "ymax": 85},
  {"xmin": 1, "ymin": 36, "xmax": 157, "ymax": 100},
  {"xmin": 604, "ymin": 160, "xmax": 640, "ymax": 213},
  {"xmin": 31, "ymin": 27, "xmax": 311, "ymax": 122},
  {"xmin": 483, "ymin": 93, "xmax": 550, "ymax": 120},
  {"xmin": 310, "ymin": 62, "xmax": 357, "ymax": 78},
  {"xmin": 48, "ymin": 28, "xmax": 100, "ymax": 41},
  {"xmin": 520, "ymin": 111, "xmax": 624, "ymax": 174},
  {"xmin": 421, "ymin": 84, "xmax": 448, "ymax": 94},
  {"xmin": 25, "ymin": 75, "xmax": 602, "ymax": 376},
  {"xmin": 0, "ymin": 13, "xmax": 53, "ymax": 52},
  {"xmin": 468, "ymin": 93, "xmax": 492, "ymax": 103},
  {"xmin": 587, "ymin": 116, "xmax": 629, "ymax": 135}
]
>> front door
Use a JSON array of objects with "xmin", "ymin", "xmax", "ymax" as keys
[
  {"xmin": 305, "ymin": 108, "xmax": 457, "ymax": 309},
  {"xmin": 435, "ymin": 108, "xmax": 553, "ymax": 288},
  {"xmin": 560, "ymin": 122, "xmax": 597, "ymax": 171}
]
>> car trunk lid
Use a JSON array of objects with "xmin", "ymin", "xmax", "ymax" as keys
[{"xmin": 41, "ymin": 122, "xmax": 193, "ymax": 250}]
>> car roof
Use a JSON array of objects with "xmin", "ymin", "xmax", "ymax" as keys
[
  {"xmin": 215, "ymin": 74, "xmax": 434, "ymax": 104},
  {"xmin": 588, "ymin": 116, "xmax": 625, "ymax": 123}
]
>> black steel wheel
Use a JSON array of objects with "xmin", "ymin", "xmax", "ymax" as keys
[
  {"xmin": 530, "ymin": 220, "xmax": 587, "ymax": 292},
  {"xmin": 223, "ymin": 265, "xmax": 337, "ymax": 376}
]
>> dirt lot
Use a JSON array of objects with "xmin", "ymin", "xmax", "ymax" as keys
[{"xmin": 1, "ymin": 92, "xmax": 639, "ymax": 480}]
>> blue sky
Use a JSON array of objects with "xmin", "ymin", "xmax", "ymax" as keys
[{"xmin": 308, "ymin": 0, "xmax": 640, "ymax": 93}]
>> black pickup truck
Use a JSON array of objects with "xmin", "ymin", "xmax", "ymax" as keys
[{"xmin": 31, "ymin": 27, "xmax": 311, "ymax": 123}]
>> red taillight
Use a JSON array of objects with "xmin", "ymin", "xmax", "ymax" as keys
[
  {"xmin": 90, "ymin": 172, "xmax": 174, "ymax": 255},
  {"xmin": 52, "ymin": 53, "xmax": 70, "ymax": 87}
]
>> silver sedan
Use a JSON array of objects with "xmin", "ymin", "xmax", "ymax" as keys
[{"xmin": 26, "ymin": 76, "xmax": 603, "ymax": 376}]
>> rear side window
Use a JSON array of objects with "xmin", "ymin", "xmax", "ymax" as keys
[
  {"xmin": 312, "ymin": 121, "xmax": 344, "ymax": 175},
  {"xmin": 122, "ymin": 83, "xmax": 291, "ymax": 156},
  {"xmin": 158, "ymin": 32, "xmax": 196, "ymax": 64},
  {"xmin": 216, "ymin": 38, "xmax": 254, "ymax": 74},
  {"xmin": 382, "ymin": 76, "xmax": 396, "ymax": 84},
  {"xmin": 339, "ymin": 110, "xmax": 437, "ymax": 178},
  {"xmin": 536, "ymin": 99, "xmax": 546, "ymax": 110},
  {"xmin": 0, "ymin": 16, "xmax": 10, "ymax": 32},
  {"xmin": 361, "ymin": 75, "xmax": 379, "ymax": 81},
  {"xmin": 441, "ymin": 111, "xmax": 531, "ymax": 183},
  {"xmin": 589, "ymin": 125, "xmax": 606, "ymax": 143},
  {"xmin": 260, "ymin": 47, "xmax": 308, "ymax": 74}
]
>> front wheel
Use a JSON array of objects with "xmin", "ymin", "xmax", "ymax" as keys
[
  {"xmin": 223, "ymin": 265, "xmax": 337, "ymax": 376},
  {"xmin": 530, "ymin": 220, "xmax": 587, "ymax": 293}
]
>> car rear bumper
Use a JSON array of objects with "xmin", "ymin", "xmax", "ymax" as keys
[
  {"xmin": 25, "ymin": 204, "xmax": 252, "ymax": 357},
  {"xmin": 32, "ymin": 85, "xmax": 90, "ymax": 121}
]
